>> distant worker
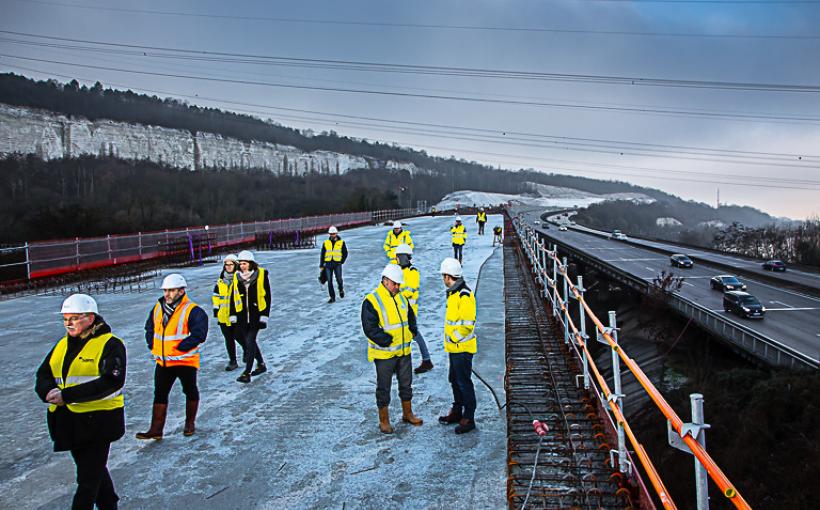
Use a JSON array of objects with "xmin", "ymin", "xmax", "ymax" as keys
[
  {"xmin": 320, "ymin": 226, "xmax": 348, "ymax": 303},
  {"xmin": 492, "ymin": 225, "xmax": 503, "ymax": 247},
  {"xmin": 476, "ymin": 208, "xmax": 487, "ymax": 235},
  {"xmin": 395, "ymin": 243, "xmax": 433, "ymax": 373},
  {"xmin": 230, "ymin": 250, "xmax": 271, "ymax": 383},
  {"xmin": 360, "ymin": 264, "xmax": 423, "ymax": 434},
  {"xmin": 137, "ymin": 273, "xmax": 207, "ymax": 440},
  {"xmin": 213, "ymin": 254, "xmax": 242, "ymax": 371},
  {"xmin": 450, "ymin": 216, "xmax": 467, "ymax": 264},
  {"xmin": 437, "ymin": 258, "xmax": 478, "ymax": 434},
  {"xmin": 36, "ymin": 294, "xmax": 126, "ymax": 510},
  {"xmin": 383, "ymin": 220, "xmax": 414, "ymax": 264}
]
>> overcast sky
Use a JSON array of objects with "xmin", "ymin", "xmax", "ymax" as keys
[{"xmin": 2, "ymin": 0, "xmax": 819, "ymax": 219}]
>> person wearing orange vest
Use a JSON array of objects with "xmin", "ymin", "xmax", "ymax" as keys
[
  {"xmin": 35, "ymin": 293, "xmax": 126, "ymax": 510},
  {"xmin": 320, "ymin": 226, "xmax": 348, "ymax": 303},
  {"xmin": 136, "ymin": 273, "xmax": 208, "ymax": 440}
]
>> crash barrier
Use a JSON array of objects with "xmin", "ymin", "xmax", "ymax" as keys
[
  {"xmin": 0, "ymin": 208, "xmax": 418, "ymax": 285},
  {"xmin": 511, "ymin": 212, "xmax": 751, "ymax": 510}
]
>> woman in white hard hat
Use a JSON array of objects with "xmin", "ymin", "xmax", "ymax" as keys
[
  {"xmin": 213, "ymin": 254, "xmax": 242, "ymax": 371},
  {"xmin": 35, "ymin": 293, "xmax": 126, "ymax": 509},
  {"xmin": 230, "ymin": 250, "xmax": 271, "ymax": 383}
]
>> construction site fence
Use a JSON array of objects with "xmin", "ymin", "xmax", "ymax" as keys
[{"xmin": 0, "ymin": 207, "xmax": 418, "ymax": 284}]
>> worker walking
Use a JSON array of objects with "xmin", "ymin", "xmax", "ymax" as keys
[
  {"xmin": 437, "ymin": 258, "xmax": 478, "ymax": 434},
  {"xmin": 395, "ymin": 243, "xmax": 433, "ymax": 373},
  {"xmin": 137, "ymin": 274, "xmax": 207, "ymax": 440},
  {"xmin": 383, "ymin": 220, "xmax": 414, "ymax": 264},
  {"xmin": 450, "ymin": 216, "xmax": 467, "ymax": 264},
  {"xmin": 492, "ymin": 225, "xmax": 503, "ymax": 247},
  {"xmin": 231, "ymin": 250, "xmax": 271, "ymax": 384},
  {"xmin": 36, "ymin": 294, "xmax": 126, "ymax": 510},
  {"xmin": 476, "ymin": 208, "xmax": 487, "ymax": 235},
  {"xmin": 361, "ymin": 264, "xmax": 424, "ymax": 434},
  {"xmin": 320, "ymin": 226, "xmax": 348, "ymax": 303},
  {"xmin": 213, "ymin": 254, "xmax": 242, "ymax": 371}
]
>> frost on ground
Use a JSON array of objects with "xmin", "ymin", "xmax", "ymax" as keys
[{"xmin": 0, "ymin": 215, "xmax": 507, "ymax": 509}]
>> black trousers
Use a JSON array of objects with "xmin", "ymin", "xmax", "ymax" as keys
[
  {"xmin": 478, "ymin": 222, "xmax": 486, "ymax": 235},
  {"xmin": 219, "ymin": 324, "xmax": 244, "ymax": 364},
  {"xmin": 452, "ymin": 243, "xmax": 464, "ymax": 263},
  {"xmin": 324, "ymin": 263, "xmax": 344, "ymax": 299},
  {"xmin": 153, "ymin": 364, "xmax": 199, "ymax": 404},
  {"xmin": 236, "ymin": 324, "xmax": 265, "ymax": 374},
  {"xmin": 374, "ymin": 355, "xmax": 413, "ymax": 408},
  {"xmin": 448, "ymin": 352, "xmax": 476, "ymax": 420},
  {"xmin": 70, "ymin": 442, "xmax": 118, "ymax": 510}
]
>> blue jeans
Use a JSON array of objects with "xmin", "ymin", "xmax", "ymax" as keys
[
  {"xmin": 448, "ymin": 352, "xmax": 476, "ymax": 420},
  {"xmin": 324, "ymin": 263, "xmax": 344, "ymax": 299},
  {"xmin": 452, "ymin": 243, "xmax": 463, "ymax": 263},
  {"xmin": 414, "ymin": 330, "xmax": 431, "ymax": 361}
]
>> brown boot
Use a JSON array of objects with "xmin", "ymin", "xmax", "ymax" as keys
[
  {"xmin": 378, "ymin": 407, "xmax": 394, "ymax": 434},
  {"xmin": 414, "ymin": 360, "xmax": 434, "ymax": 374},
  {"xmin": 438, "ymin": 407, "xmax": 462, "ymax": 425},
  {"xmin": 183, "ymin": 400, "xmax": 198, "ymax": 436},
  {"xmin": 401, "ymin": 401, "xmax": 423, "ymax": 426},
  {"xmin": 135, "ymin": 403, "xmax": 167, "ymax": 440}
]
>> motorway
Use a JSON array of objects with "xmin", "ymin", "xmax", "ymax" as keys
[{"xmin": 520, "ymin": 210, "xmax": 820, "ymax": 367}]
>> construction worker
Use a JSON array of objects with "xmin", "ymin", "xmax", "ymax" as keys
[
  {"xmin": 213, "ymin": 254, "xmax": 242, "ymax": 371},
  {"xmin": 320, "ymin": 226, "xmax": 348, "ymax": 303},
  {"xmin": 383, "ymin": 220, "xmax": 414, "ymax": 264},
  {"xmin": 230, "ymin": 250, "xmax": 271, "ymax": 384},
  {"xmin": 492, "ymin": 225, "xmax": 503, "ymax": 247},
  {"xmin": 395, "ymin": 243, "xmax": 433, "ymax": 373},
  {"xmin": 360, "ymin": 263, "xmax": 424, "ymax": 434},
  {"xmin": 136, "ymin": 273, "xmax": 207, "ymax": 440},
  {"xmin": 35, "ymin": 294, "xmax": 126, "ymax": 510},
  {"xmin": 437, "ymin": 258, "xmax": 478, "ymax": 434},
  {"xmin": 476, "ymin": 208, "xmax": 487, "ymax": 235},
  {"xmin": 450, "ymin": 216, "xmax": 467, "ymax": 264}
]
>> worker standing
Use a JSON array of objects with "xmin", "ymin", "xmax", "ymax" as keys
[
  {"xmin": 450, "ymin": 216, "xmax": 467, "ymax": 264},
  {"xmin": 137, "ymin": 274, "xmax": 207, "ymax": 440},
  {"xmin": 360, "ymin": 264, "xmax": 424, "ymax": 434},
  {"xmin": 395, "ymin": 243, "xmax": 434, "ymax": 373},
  {"xmin": 231, "ymin": 250, "xmax": 271, "ymax": 384},
  {"xmin": 213, "ymin": 254, "xmax": 242, "ymax": 371},
  {"xmin": 383, "ymin": 220, "xmax": 414, "ymax": 264},
  {"xmin": 437, "ymin": 258, "xmax": 478, "ymax": 434},
  {"xmin": 320, "ymin": 226, "xmax": 348, "ymax": 303},
  {"xmin": 476, "ymin": 208, "xmax": 487, "ymax": 235},
  {"xmin": 35, "ymin": 294, "xmax": 126, "ymax": 510}
]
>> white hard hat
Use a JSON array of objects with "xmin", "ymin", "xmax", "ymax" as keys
[
  {"xmin": 381, "ymin": 263, "xmax": 404, "ymax": 284},
  {"xmin": 223, "ymin": 254, "xmax": 238, "ymax": 263},
  {"xmin": 395, "ymin": 243, "xmax": 413, "ymax": 256},
  {"xmin": 237, "ymin": 250, "xmax": 255, "ymax": 262},
  {"xmin": 161, "ymin": 273, "xmax": 187, "ymax": 289},
  {"xmin": 392, "ymin": 221, "xmax": 402, "ymax": 229},
  {"xmin": 455, "ymin": 216, "xmax": 462, "ymax": 222},
  {"xmin": 60, "ymin": 293, "xmax": 98, "ymax": 314},
  {"xmin": 439, "ymin": 257, "xmax": 463, "ymax": 277},
  {"xmin": 328, "ymin": 226, "xmax": 339, "ymax": 234}
]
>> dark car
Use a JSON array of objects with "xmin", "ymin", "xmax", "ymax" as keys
[
  {"xmin": 670, "ymin": 254, "xmax": 694, "ymax": 268},
  {"xmin": 541, "ymin": 222, "xmax": 550, "ymax": 229},
  {"xmin": 723, "ymin": 291, "xmax": 766, "ymax": 319},
  {"xmin": 762, "ymin": 260, "xmax": 786, "ymax": 272},
  {"xmin": 710, "ymin": 275, "xmax": 747, "ymax": 292}
]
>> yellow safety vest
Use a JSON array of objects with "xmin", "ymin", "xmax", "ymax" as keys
[
  {"xmin": 383, "ymin": 230, "xmax": 414, "ymax": 263},
  {"xmin": 365, "ymin": 284, "xmax": 413, "ymax": 362},
  {"xmin": 232, "ymin": 268, "xmax": 268, "ymax": 314},
  {"xmin": 477, "ymin": 212, "xmax": 487, "ymax": 222},
  {"xmin": 48, "ymin": 332, "xmax": 124, "ymax": 413},
  {"xmin": 451, "ymin": 224, "xmax": 467, "ymax": 245},
  {"xmin": 212, "ymin": 277, "xmax": 233, "ymax": 326},
  {"xmin": 443, "ymin": 287, "xmax": 478, "ymax": 354},
  {"xmin": 151, "ymin": 294, "xmax": 201, "ymax": 368},
  {"xmin": 323, "ymin": 238, "xmax": 345, "ymax": 262},
  {"xmin": 400, "ymin": 266, "xmax": 420, "ymax": 317}
]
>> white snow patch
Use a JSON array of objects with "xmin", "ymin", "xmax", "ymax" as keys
[{"xmin": 656, "ymin": 217, "xmax": 683, "ymax": 227}]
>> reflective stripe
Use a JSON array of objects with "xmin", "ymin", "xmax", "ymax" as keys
[
  {"xmin": 445, "ymin": 319, "xmax": 475, "ymax": 326},
  {"xmin": 156, "ymin": 347, "xmax": 200, "ymax": 361},
  {"xmin": 370, "ymin": 291, "xmax": 407, "ymax": 331},
  {"xmin": 368, "ymin": 340, "xmax": 413, "ymax": 353},
  {"xmin": 408, "ymin": 298, "xmax": 418, "ymax": 306},
  {"xmin": 447, "ymin": 332, "xmax": 476, "ymax": 344}
]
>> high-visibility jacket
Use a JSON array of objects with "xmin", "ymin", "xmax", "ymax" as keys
[
  {"xmin": 232, "ymin": 268, "xmax": 268, "ymax": 315},
  {"xmin": 400, "ymin": 266, "xmax": 420, "ymax": 316},
  {"xmin": 151, "ymin": 294, "xmax": 201, "ymax": 368},
  {"xmin": 451, "ymin": 224, "xmax": 467, "ymax": 246},
  {"xmin": 212, "ymin": 276, "xmax": 233, "ymax": 326},
  {"xmin": 323, "ymin": 238, "xmax": 345, "ymax": 262},
  {"xmin": 383, "ymin": 229, "xmax": 414, "ymax": 263},
  {"xmin": 365, "ymin": 283, "xmax": 413, "ymax": 362},
  {"xmin": 443, "ymin": 282, "xmax": 477, "ymax": 354},
  {"xmin": 48, "ymin": 332, "xmax": 124, "ymax": 413},
  {"xmin": 476, "ymin": 211, "xmax": 487, "ymax": 223}
]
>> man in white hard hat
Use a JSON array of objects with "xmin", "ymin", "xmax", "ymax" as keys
[
  {"xmin": 360, "ymin": 263, "xmax": 424, "ymax": 434},
  {"xmin": 320, "ymin": 226, "xmax": 348, "ymax": 303},
  {"xmin": 35, "ymin": 294, "xmax": 126, "ymax": 509},
  {"xmin": 137, "ymin": 273, "xmax": 208, "ymax": 440},
  {"xmin": 383, "ymin": 220, "xmax": 414, "ymax": 264},
  {"xmin": 437, "ymin": 258, "xmax": 478, "ymax": 434},
  {"xmin": 450, "ymin": 216, "xmax": 467, "ymax": 264},
  {"xmin": 395, "ymin": 243, "xmax": 433, "ymax": 374},
  {"xmin": 476, "ymin": 207, "xmax": 488, "ymax": 235}
]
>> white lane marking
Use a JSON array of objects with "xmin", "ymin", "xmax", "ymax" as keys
[
  {"xmin": 645, "ymin": 266, "xmax": 655, "ymax": 272},
  {"xmin": 603, "ymin": 258, "xmax": 667, "ymax": 262},
  {"xmin": 679, "ymin": 276, "xmax": 712, "ymax": 279},
  {"xmin": 770, "ymin": 300, "xmax": 793, "ymax": 308},
  {"xmin": 765, "ymin": 307, "xmax": 820, "ymax": 312}
]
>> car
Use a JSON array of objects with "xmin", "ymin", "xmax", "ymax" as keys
[
  {"xmin": 609, "ymin": 230, "xmax": 628, "ymax": 240},
  {"xmin": 762, "ymin": 260, "xmax": 787, "ymax": 272},
  {"xmin": 558, "ymin": 225, "xmax": 568, "ymax": 232},
  {"xmin": 723, "ymin": 291, "xmax": 766, "ymax": 319},
  {"xmin": 710, "ymin": 275, "xmax": 747, "ymax": 292},
  {"xmin": 541, "ymin": 222, "xmax": 550, "ymax": 229},
  {"xmin": 670, "ymin": 254, "xmax": 694, "ymax": 268}
]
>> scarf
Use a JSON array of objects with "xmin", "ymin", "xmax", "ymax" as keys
[
  {"xmin": 161, "ymin": 296, "xmax": 182, "ymax": 327},
  {"xmin": 239, "ymin": 269, "xmax": 258, "ymax": 291}
]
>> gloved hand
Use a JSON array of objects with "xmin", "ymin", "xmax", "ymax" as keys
[
  {"xmin": 259, "ymin": 315, "xmax": 269, "ymax": 329},
  {"xmin": 229, "ymin": 316, "xmax": 237, "ymax": 324}
]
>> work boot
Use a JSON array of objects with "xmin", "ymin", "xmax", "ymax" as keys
[
  {"xmin": 225, "ymin": 361, "xmax": 238, "ymax": 372},
  {"xmin": 438, "ymin": 407, "xmax": 462, "ymax": 425},
  {"xmin": 328, "ymin": 297, "xmax": 336, "ymax": 304},
  {"xmin": 236, "ymin": 372, "xmax": 251, "ymax": 384},
  {"xmin": 183, "ymin": 400, "xmax": 198, "ymax": 436},
  {"xmin": 339, "ymin": 288, "xmax": 345, "ymax": 298},
  {"xmin": 414, "ymin": 359, "xmax": 434, "ymax": 374},
  {"xmin": 455, "ymin": 418, "xmax": 477, "ymax": 434},
  {"xmin": 378, "ymin": 407, "xmax": 394, "ymax": 434},
  {"xmin": 135, "ymin": 403, "xmax": 167, "ymax": 440},
  {"xmin": 251, "ymin": 362, "xmax": 267, "ymax": 376},
  {"xmin": 401, "ymin": 401, "xmax": 423, "ymax": 426}
]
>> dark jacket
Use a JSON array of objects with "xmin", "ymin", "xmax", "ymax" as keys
[
  {"xmin": 361, "ymin": 291, "xmax": 418, "ymax": 348},
  {"xmin": 143, "ymin": 297, "xmax": 209, "ymax": 352},
  {"xmin": 320, "ymin": 237, "xmax": 349, "ymax": 267},
  {"xmin": 230, "ymin": 269, "xmax": 272, "ymax": 327},
  {"xmin": 35, "ymin": 318, "xmax": 126, "ymax": 452}
]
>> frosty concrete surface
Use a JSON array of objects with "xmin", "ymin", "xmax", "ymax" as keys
[{"xmin": 0, "ymin": 214, "xmax": 507, "ymax": 509}]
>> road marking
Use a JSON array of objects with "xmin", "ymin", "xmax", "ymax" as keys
[
  {"xmin": 603, "ymin": 258, "xmax": 666, "ymax": 262},
  {"xmin": 770, "ymin": 300, "xmax": 793, "ymax": 308},
  {"xmin": 765, "ymin": 307, "xmax": 820, "ymax": 312}
]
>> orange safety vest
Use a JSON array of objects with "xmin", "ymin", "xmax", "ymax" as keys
[{"xmin": 151, "ymin": 294, "xmax": 200, "ymax": 369}]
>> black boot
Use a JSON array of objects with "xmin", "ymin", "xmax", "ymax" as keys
[
  {"xmin": 438, "ymin": 407, "xmax": 462, "ymax": 425},
  {"xmin": 236, "ymin": 372, "xmax": 251, "ymax": 383},
  {"xmin": 251, "ymin": 362, "xmax": 267, "ymax": 376},
  {"xmin": 339, "ymin": 288, "xmax": 345, "ymax": 298},
  {"xmin": 455, "ymin": 418, "xmax": 476, "ymax": 434}
]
